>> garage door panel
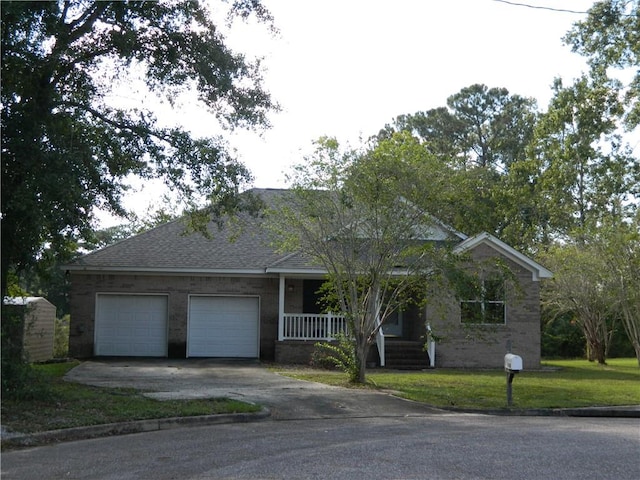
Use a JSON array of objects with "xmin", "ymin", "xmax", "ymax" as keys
[
  {"xmin": 188, "ymin": 296, "xmax": 259, "ymax": 358},
  {"xmin": 95, "ymin": 295, "xmax": 168, "ymax": 357}
]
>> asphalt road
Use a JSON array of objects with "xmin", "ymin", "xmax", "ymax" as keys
[{"xmin": 3, "ymin": 414, "xmax": 639, "ymax": 479}]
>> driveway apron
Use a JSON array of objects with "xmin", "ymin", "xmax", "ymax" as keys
[{"xmin": 64, "ymin": 359, "xmax": 444, "ymax": 420}]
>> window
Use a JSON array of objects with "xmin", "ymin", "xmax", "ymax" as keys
[{"xmin": 461, "ymin": 277, "xmax": 505, "ymax": 325}]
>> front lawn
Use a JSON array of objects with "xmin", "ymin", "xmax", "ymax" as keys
[
  {"xmin": 276, "ymin": 358, "xmax": 640, "ymax": 409},
  {"xmin": 1, "ymin": 361, "xmax": 261, "ymax": 436}
]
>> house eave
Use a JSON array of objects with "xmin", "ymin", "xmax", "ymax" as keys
[
  {"xmin": 265, "ymin": 267, "xmax": 328, "ymax": 275},
  {"xmin": 63, "ymin": 265, "xmax": 273, "ymax": 277}
]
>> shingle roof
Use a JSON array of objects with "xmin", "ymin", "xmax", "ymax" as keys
[
  {"xmin": 65, "ymin": 188, "xmax": 469, "ymax": 275},
  {"xmin": 66, "ymin": 189, "xmax": 294, "ymax": 273}
]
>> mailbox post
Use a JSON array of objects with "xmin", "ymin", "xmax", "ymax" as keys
[{"xmin": 504, "ymin": 353, "xmax": 523, "ymax": 407}]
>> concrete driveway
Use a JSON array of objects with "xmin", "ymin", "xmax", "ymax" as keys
[{"xmin": 64, "ymin": 358, "xmax": 445, "ymax": 420}]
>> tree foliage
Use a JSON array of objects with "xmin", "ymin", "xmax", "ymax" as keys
[
  {"xmin": 541, "ymin": 243, "xmax": 617, "ymax": 364},
  {"xmin": 377, "ymin": 84, "xmax": 540, "ymax": 251},
  {"xmin": 530, "ymin": 74, "xmax": 639, "ymax": 242},
  {"xmin": 541, "ymin": 214, "xmax": 640, "ymax": 366},
  {"xmin": 565, "ymin": 0, "xmax": 640, "ymax": 128},
  {"xmin": 1, "ymin": 0, "xmax": 277, "ymax": 297},
  {"xmin": 594, "ymin": 217, "xmax": 640, "ymax": 365},
  {"xmin": 271, "ymin": 134, "xmax": 463, "ymax": 383},
  {"xmin": 381, "ymin": 84, "xmax": 537, "ymax": 172}
]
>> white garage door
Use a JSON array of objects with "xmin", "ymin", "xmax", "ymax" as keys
[
  {"xmin": 95, "ymin": 295, "xmax": 168, "ymax": 357},
  {"xmin": 188, "ymin": 296, "xmax": 259, "ymax": 358}
]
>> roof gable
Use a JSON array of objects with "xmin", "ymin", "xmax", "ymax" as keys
[{"xmin": 453, "ymin": 232, "xmax": 552, "ymax": 281}]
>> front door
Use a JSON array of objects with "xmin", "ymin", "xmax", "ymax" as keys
[{"xmin": 383, "ymin": 309, "xmax": 403, "ymax": 337}]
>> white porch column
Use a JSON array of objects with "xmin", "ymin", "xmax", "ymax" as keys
[
  {"xmin": 278, "ymin": 275, "xmax": 285, "ymax": 341},
  {"xmin": 426, "ymin": 318, "xmax": 435, "ymax": 368},
  {"xmin": 376, "ymin": 327, "xmax": 385, "ymax": 367}
]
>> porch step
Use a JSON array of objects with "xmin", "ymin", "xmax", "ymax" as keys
[{"xmin": 383, "ymin": 341, "xmax": 431, "ymax": 370}]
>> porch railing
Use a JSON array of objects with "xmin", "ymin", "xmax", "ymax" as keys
[{"xmin": 281, "ymin": 313, "xmax": 347, "ymax": 341}]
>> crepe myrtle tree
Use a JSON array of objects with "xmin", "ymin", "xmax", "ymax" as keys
[
  {"xmin": 594, "ymin": 216, "xmax": 640, "ymax": 366},
  {"xmin": 270, "ymin": 134, "xmax": 466, "ymax": 383},
  {"xmin": 0, "ymin": 0, "xmax": 278, "ymax": 298},
  {"xmin": 541, "ymin": 242, "xmax": 618, "ymax": 365}
]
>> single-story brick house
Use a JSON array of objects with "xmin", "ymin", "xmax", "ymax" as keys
[{"xmin": 66, "ymin": 188, "xmax": 551, "ymax": 368}]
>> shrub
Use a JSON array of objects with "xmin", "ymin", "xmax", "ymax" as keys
[
  {"xmin": 53, "ymin": 314, "xmax": 70, "ymax": 358},
  {"xmin": 311, "ymin": 333, "xmax": 359, "ymax": 382}
]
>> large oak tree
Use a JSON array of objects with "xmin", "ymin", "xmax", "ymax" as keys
[{"xmin": 1, "ymin": 0, "xmax": 277, "ymax": 297}]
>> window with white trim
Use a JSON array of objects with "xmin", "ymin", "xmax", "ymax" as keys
[{"xmin": 461, "ymin": 277, "xmax": 505, "ymax": 325}]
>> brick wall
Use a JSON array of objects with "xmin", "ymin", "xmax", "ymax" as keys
[
  {"xmin": 68, "ymin": 241, "xmax": 545, "ymax": 369},
  {"xmin": 69, "ymin": 273, "xmax": 280, "ymax": 360},
  {"xmin": 275, "ymin": 340, "xmax": 379, "ymax": 365},
  {"xmin": 427, "ymin": 243, "xmax": 542, "ymax": 369}
]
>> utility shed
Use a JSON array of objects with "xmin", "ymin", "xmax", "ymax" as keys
[{"xmin": 3, "ymin": 297, "xmax": 56, "ymax": 362}]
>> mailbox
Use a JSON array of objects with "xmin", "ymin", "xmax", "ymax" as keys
[{"xmin": 504, "ymin": 353, "xmax": 523, "ymax": 372}]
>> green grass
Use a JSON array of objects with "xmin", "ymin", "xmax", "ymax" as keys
[
  {"xmin": 1, "ymin": 361, "xmax": 261, "ymax": 436},
  {"xmin": 276, "ymin": 358, "xmax": 640, "ymax": 410}
]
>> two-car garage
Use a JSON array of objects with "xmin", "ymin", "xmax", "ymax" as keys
[{"xmin": 94, "ymin": 294, "xmax": 259, "ymax": 358}]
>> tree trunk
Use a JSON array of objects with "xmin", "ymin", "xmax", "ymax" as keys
[
  {"xmin": 582, "ymin": 315, "xmax": 608, "ymax": 365},
  {"xmin": 587, "ymin": 338, "xmax": 606, "ymax": 365},
  {"xmin": 620, "ymin": 303, "xmax": 640, "ymax": 367},
  {"xmin": 354, "ymin": 338, "xmax": 371, "ymax": 384}
]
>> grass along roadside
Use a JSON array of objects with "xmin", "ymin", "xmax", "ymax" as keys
[
  {"xmin": 1, "ymin": 361, "xmax": 261, "ymax": 436},
  {"xmin": 274, "ymin": 358, "xmax": 640, "ymax": 410}
]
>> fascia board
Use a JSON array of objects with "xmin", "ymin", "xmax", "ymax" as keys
[
  {"xmin": 265, "ymin": 267, "xmax": 328, "ymax": 275},
  {"xmin": 63, "ymin": 266, "xmax": 270, "ymax": 276},
  {"xmin": 266, "ymin": 267, "xmax": 426, "ymax": 277}
]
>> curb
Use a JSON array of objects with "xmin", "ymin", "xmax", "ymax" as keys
[
  {"xmin": 3, "ymin": 405, "xmax": 638, "ymax": 449},
  {"xmin": 436, "ymin": 406, "xmax": 640, "ymax": 418},
  {"xmin": 1, "ymin": 408, "xmax": 271, "ymax": 449},
  {"xmin": 551, "ymin": 407, "xmax": 640, "ymax": 418}
]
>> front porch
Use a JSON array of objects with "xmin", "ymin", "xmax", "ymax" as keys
[
  {"xmin": 274, "ymin": 276, "xmax": 435, "ymax": 368},
  {"xmin": 275, "ymin": 334, "xmax": 432, "ymax": 369}
]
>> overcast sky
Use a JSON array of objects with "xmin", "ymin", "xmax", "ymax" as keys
[{"xmin": 102, "ymin": 0, "xmax": 602, "ymax": 224}]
